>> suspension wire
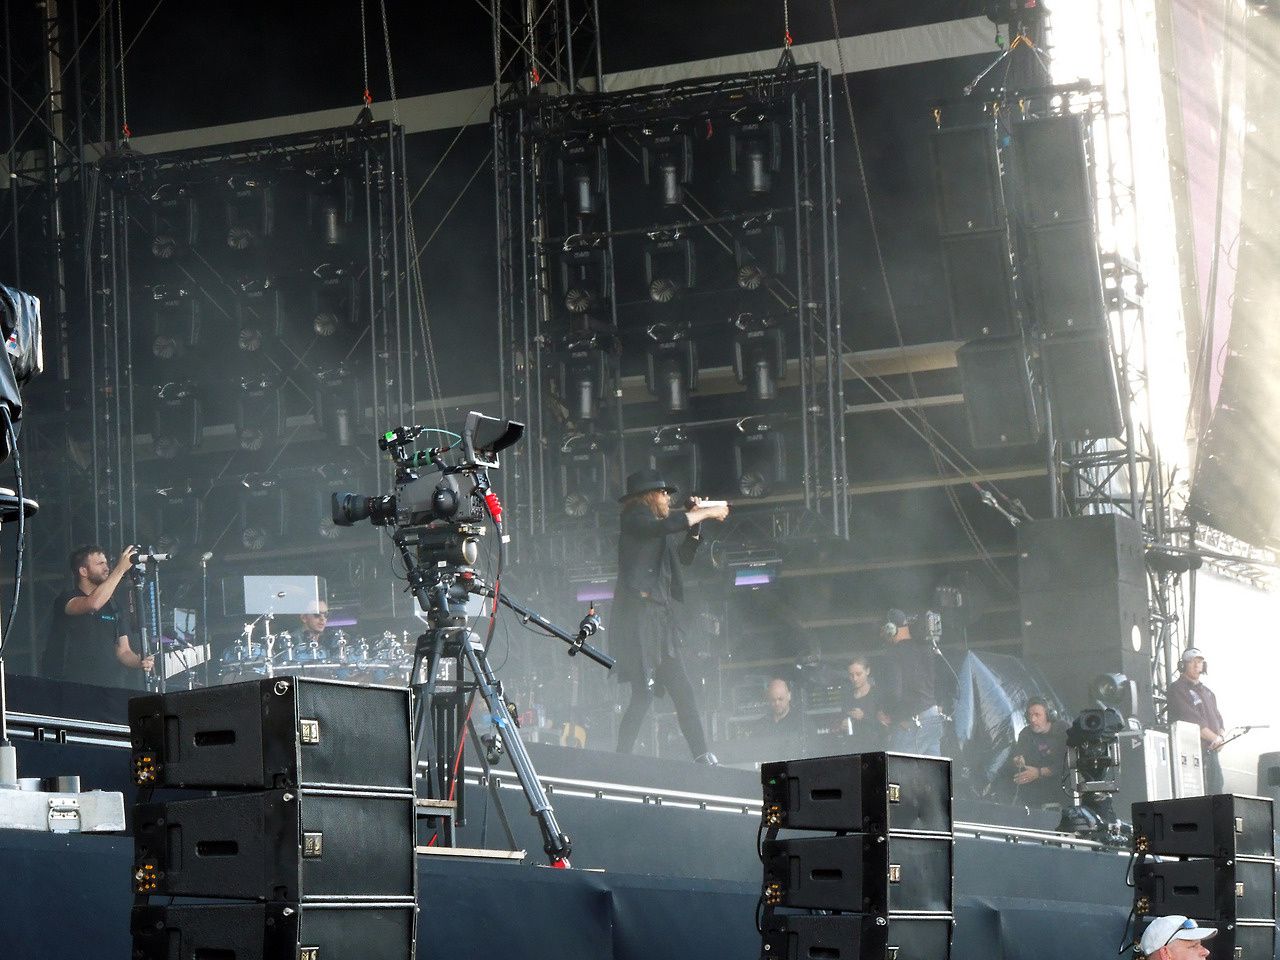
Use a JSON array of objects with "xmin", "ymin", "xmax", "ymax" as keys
[
  {"xmin": 360, "ymin": 0, "xmax": 372, "ymax": 105},
  {"xmin": 825, "ymin": 0, "xmax": 1017, "ymax": 591},
  {"xmin": 782, "ymin": 0, "xmax": 793, "ymax": 48},
  {"xmin": 377, "ymin": 0, "xmax": 400, "ymax": 123},
  {"xmin": 115, "ymin": 0, "xmax": 129, "ymax": 139}
]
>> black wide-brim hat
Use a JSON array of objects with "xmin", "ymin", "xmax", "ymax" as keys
[{"xmin": 619, "ymin": 467, "xmax": 678, "ymax": 502}]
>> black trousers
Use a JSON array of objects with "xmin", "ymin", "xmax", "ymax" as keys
[{"xmin": 616, "ymin": 653, "xmax": 709, "ymax": 759}]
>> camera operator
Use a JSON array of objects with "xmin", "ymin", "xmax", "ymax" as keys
[
  {"xmin": 612, "ymin": 468, "xmax": 728, "ymax": 764},
  {"xmin": 876, "ymin": 609, "xmax": 944, "ymax": 756},
  {"xmin": 1008, "ymin": 697, "xmax": 1067, "ymax": 808},
  {"xmin": 1167, "ymin": 647, "xmax": 1227, "ymax": 794},
  {"xmin": 43, "ymin": 544, "xmax": 154, "ymax": 688}
]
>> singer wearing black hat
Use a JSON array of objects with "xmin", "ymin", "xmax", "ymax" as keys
[{"xmin": 612, "ymin": 467, "xmax": 728, "ymax": 763}]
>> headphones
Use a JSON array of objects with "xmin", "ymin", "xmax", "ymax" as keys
[
  {"xmin": 880, "ymin": 608, "xmax": 912, "ymax": 639},
  {"xmin": 1024, "ymin": 696, "xmax": 1059, "ymax": 724}
]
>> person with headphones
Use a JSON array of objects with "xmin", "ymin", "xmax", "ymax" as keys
[
  {"xmin": 875, "ymin": 608, "xmax": 944, "ymax": 756},
  {"xmin": 1008, "ymin": 697, "xmax": 1067, "ymax": 808},
  {"xmin": 1167, "ymin": 648, "xmax": 1227, "ymax": 794}
]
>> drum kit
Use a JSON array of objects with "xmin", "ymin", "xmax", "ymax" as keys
[{"xmin": 215, "ymin": 622, "xmax": 417, "ymax": 686}]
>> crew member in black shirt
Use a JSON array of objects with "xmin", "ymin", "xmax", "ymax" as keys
[
  {"xmin": 754, "ymin": 677, "xmax": 804, "ymax": 739},
  {"xmin": 1009, "ymin": 697, "xmax": 1067, "ymax": 807},
  {"xmin": 843, "ymin": 655, "xmax": 883, "ymax": 752},
  {"xmin": 44, "ymin": 544, "xmax": 153, "ymax": 688},
  {"xmin": 611, "ymin": 468, "xmax": 728, "ymax": 763},
  {"xmin": 1167, "ymin": 647, "xmax": 1227, "ymax": 794},
  {"xmin": 876, "ymin": 609, "xmax": 943, "ymax": 755}
]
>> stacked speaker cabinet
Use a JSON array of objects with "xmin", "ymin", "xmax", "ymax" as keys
[
  {"xmin": 1010, "ymin": 115, "xmax": 1121, "ymax": 442},
  {"xmin": 758, "ymin": 752, "xmax": 954, "ymax": 959},
  {"xmin": 1017, "ymin": 514, "xmax": 1151, "ymax": 719},
  {"xmin": 1132, "ymin": 795, "xmax": 1277, "ymax": 960},
  {"xmin": 128, "ymin": 678, "xmax": 417, "ymax": 960}
]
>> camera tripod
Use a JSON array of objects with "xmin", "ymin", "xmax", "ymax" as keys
[{"xmin": 392, "ymin": 527, "xmax": 612, "ymax": 867}]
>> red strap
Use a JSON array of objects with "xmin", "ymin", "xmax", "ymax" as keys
[
  {"xmin": 121, "ymin": 121, "xmax": 132, "ymax": 139},
  {"xmin": 531, "ymin": 66, "xmax": 541, "ymax": 86},
  {"xmin": 784, "ymin": 29, "xmax": 793, "ymax": 47},
  {"xmin": 363, "ymin": 88, "xmax": 373, "ymax": 105}
]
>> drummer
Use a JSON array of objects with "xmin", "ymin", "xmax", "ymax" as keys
[{"xmin": 296, "ymin": 600, "xmax": 335, "ymax": 657}]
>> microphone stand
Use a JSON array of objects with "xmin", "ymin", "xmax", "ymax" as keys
[
  {"xmin": 129, "ymin": 561, "xmax": 158, "ymax": 694},
  {"xmin": 200, "ymin": 553, "xmax": 211, "ymax": 688}
]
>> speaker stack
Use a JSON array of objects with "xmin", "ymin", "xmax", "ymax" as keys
[
  {"xmin": 1132, "ymin": 795, "xmax": 1278, "ymax": 960},
  {"xmin": 128, "ymin": 677, "xmax": 418, "ymax": 960},
  {"xmin": 758, "ymin": 752, "xmax": 954, "ymax": 960}
]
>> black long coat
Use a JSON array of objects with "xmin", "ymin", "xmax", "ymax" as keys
[{"xmin": 610, "ymin": 503, "xmax": 701, "ymax": 685}]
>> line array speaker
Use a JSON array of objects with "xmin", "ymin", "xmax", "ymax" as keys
[
  {"xmin": 1132, "ymin": 795, "xmax": 1276, "ymax": 860},
  {"xmin": 955, "ymin": 336, "xmax": 1039, "ymax": 448},
  {"xmin": 1040, "ymin": 327, "xmax": 1123, "ymax": 441},
  {"xmin": 129, "ymin": 676, "xmax": 413, "ymax": 791},
  {"xmin": 133, "ymin": 789, "xmax": 416, "ymax": 901},
  {"xmin": 1134, "ymin": 857, "xmax": 1276, "ymax": 924},
  {"xmin": 760, "ymin": 913, "xmax": 954, "ymax": 960},
  {"xmin": 762, "ymin": 753, "xmax": 951, "ymax": 834},
  {"xmin": 131, "ymin": 902, "xmax": 417, "ymax": 960}
]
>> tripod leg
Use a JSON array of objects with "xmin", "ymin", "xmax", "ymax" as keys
[
  {"xmin": 410, "ymin": 631, "xmax": 448, "ymax": 797},
  {"xmin": 465, "ymin": 718, "xmax": 519, "ymax": 852},
  {"xmin": 461, "ymin": 641, "xmax": 572, "ymax": 865}
]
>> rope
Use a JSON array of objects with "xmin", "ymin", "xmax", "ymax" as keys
[
  {"xmin": 360, "ymin": 0, "xmax": 372, "ymax": 105},
  {"xmin": 378, "ymin": 0, "xmax": 400, "ymax": 122}
]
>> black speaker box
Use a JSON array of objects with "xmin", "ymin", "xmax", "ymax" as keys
[
  {"xmin": 1017, "ymin": 514, "xmax": 1145, "ymax": 591},
  {"xmin": 133, "ymin": 789, "xmax": 417, "ymax": 900},
  {"xmin": 762, "ymin": 753, "xmax": 952, "ymax": 834},
  {"xmin": 1041, "ymin": 328, "xmax": 1123, "ymax": 441},
  {"xmin": 1135, "ymin": 857, "xmax": 1277, "ymax": 924},
  {"xmin": 1132, "ymin": 795, "xmax": 1276, "ymax": 860},
  {"xmin": 1135, "ymin": 919, "xmax": 1278, "ymax": 960},
  {"xmin": 955, "ymin": 336, "xmax": 1039, "ymax": 448},
  {"xmin": 1024, "ymin": 219, "xmax": 1106, "ymax": 335},
  {"xmin": 131, "ymin": 902, "xmax": 417, "ymax": 960},
  {"xmin": 760, "ymin": 913, "xmax": 953, "ymax": 960},
  {"xmin": 761, "ymin": 834, "xmax": 953, "ymax": 913},
  {"xmin": 932, "ymin": 124, "xmax": 1005, "ymax": 234},
  {"xmin": 941, "ymin": 232, "xmax": 1017, "ymax": 340},
  {"xmin": 129, "ymin": 677, "xmax": 413, "ymax": 791},
  {"xmin": 1009, "ymin": 115, "xmax": 1092, "ymax": 227}
]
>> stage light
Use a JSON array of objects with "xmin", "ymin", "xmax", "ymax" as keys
[
  {"xmin": 645, "ymin": 323, "xmax": 698, "ymax": 413},
  {"xmin": 559, "ymin": 332, "xmax": 617, "ymax": 423},
  {"xmin": 729, "ymin": 112, "xmax": 782, "ymax": 195},
  {"xmin": 314, "ymin": 364, "xmax": 363, "ymax": 446},
  {"xmin": 559, "ymin": 243, "xmax": 610, "ymax": 315},
  {"xmin": 732, "ymin": 418, "xmax": 786, "ymax": 498},
  {"xmin": 559, "ymin": 434, "xmax": 610, "ymax": 518},
  {"xmin": 149, "ymin": 183, "xmax": 199, "ymax": 259},
  {"xmin": 224, "ymin": 175, "xmax": 275, "ymax": 250},
  {"xmin": 234, "ymin": 373, "xmax": 283, "ymax": 452},
  {"xmin": 643, "ymin": 228, "xmax": 696, "ymax": 304},
  {"xmin": 734, "ymin": 214, "xmax": 787, "ymax": 290},
  {"xmin": 309, "ymin": 262, "xmax": 357, "ymax": 336},
  {"xmin": 640, "ymin": 126, "xmax": 693, "ymax": 206},
  {"xmin": 152, "ymin": 380, "xmax": 202, "ymax": 459},
  {"xmin": 150, "ymin": 284, "xmax": 200, "ymax": 360},
  {"xmin": 235, "ymin": 276, "xmax": 283, "ymax": 352},
  {"xmin": 558, "ymin": 135, "xmax": 604, "ymax": 217},
  {"xmin": 731, "ymin": 313, "xmax": 787, "ymax": 401},
  {"xmin": 150, "ymin": 484, "xmax": 201, "ymax": 555},
  {"xmin": 1090, "ymin": 672, "xmax": 1139, "ymax": 720},
  {"xmin": 647, "ymin": 426, "xmax": 700, "ymax": 501},
  {"xmin": 238, "ymin": 478, "xmax": 286, "ymax": 552},
  {"xmin": 306, "ymin": 169, "xmax": 355, "ymax": 247}
]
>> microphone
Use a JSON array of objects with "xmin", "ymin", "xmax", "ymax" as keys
[{"xmin": 574, "ymin": 605, "xmax": 602, "ymax": 648}]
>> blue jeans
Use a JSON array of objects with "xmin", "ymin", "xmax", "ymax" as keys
[{"xmin": 887, "ymin": 706, "xmax": 945, "ymax": 756}]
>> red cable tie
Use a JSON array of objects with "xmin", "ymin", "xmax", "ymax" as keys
[
  {"xmin": 531, "ymin": 66, "xmax": 541, "ymax": 86},
  {"xmin": 363, "ymin": 88, "xmax": 373, "ymax": 105}
]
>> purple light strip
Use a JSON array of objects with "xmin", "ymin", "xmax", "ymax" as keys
[
  {"xmin": 575, "ymin": 584, "xmax": 615, "ymax": 602},
  {"xmin": 734, "ymin": 572, "xmax": 773, "ymax": 587}
]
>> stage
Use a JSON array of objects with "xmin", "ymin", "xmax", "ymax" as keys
[{"xmin": 0, "ymin": 676, "xmax": 1135, "ymax": 959}]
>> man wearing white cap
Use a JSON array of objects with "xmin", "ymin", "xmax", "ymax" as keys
[
  {"xmin": 1167, "ymin": 648, "xmax": 1227, "ymax": 794},
  {"xmin": 1139, "ymin": 916, "xmax": 1216, "ymax": 959}
]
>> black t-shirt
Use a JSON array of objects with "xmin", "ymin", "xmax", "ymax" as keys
[
  {"xmin": 843, "ymin": 684, "xmax": 884, "ymax": 752},
  {"xmin": 1012, "ymin": 721, "xmax": 1068, "ymax": 807},
  {"xmin": 44, "ymin": 589, "xmax": 138, "ymax": 689},
  {"xmin": 881, "ymin": 639, "xmax": 937, "ymax": 721}
]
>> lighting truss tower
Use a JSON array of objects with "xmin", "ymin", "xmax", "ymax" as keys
[
  {"xmin": 490, "ymin": 0, "xmax": 604, "ymax": 102},
  {"xmin": 493, "ymin": 61, "xmax": 845, "ymax": 562}
]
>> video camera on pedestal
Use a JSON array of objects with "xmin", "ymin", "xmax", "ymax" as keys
[
  {"xmin": 329, "ymin": 411, "xmax": 613, "ymax": 866},
  {"xmin": 1058, "ymin": 706, "xmax": 1131, "ymax": 844}
]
